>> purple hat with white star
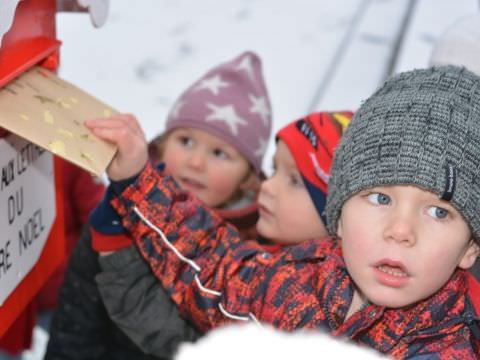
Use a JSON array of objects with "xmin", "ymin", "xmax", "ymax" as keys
[{"xmin": 165, "ymin": 51, "xmax": 272, "ymax": 175}]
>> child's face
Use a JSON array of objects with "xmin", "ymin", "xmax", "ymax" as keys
[
  {"xmin": 162, "ymin": 127, "xmax": 252, "ymax": 208},
  {"xmin": 338, "ymin": 185, "xmax": 479, "ymax": 309},
  {"xmin": 256, "ymin": 140, "xmax": 328, "ymax": 245}
]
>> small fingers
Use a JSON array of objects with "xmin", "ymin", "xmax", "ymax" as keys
[
  {"xmin": 122, "ymin": 113, "xmax": 146, "ymax": 137},
  {"xmin": 85, "ymin": 114, "xmax": 145, "ymax": 139},
  {"xmin": 85, "ymin": 116, "xmax": 127, "ymax": 129},
  {"xmin": 91, "ymin": 126, "xmax": 143, "ymax": 152},
  {"xmin": 88, "ymin": 126, "xmax": 125, "ymax": 145}
]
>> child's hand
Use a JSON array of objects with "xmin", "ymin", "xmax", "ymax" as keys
[{"xmin": 85, "ymin": 114, "xmax": 149, "ymax": 181}]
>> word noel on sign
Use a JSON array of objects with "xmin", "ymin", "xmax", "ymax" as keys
[{"xmin": 0, "ymin": 134, "xmax": 55, "ymax": 305}]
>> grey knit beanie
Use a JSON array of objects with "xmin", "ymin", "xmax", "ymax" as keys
[{"xmin": 326, "ymin": 66, "xmax": 480, "ymax": 241}]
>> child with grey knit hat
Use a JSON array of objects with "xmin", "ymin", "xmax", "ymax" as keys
[
  {"xmin": 85, "ymin": 65, "xmax": 480, "ymax": 358},
  {"xmin": 428, "ymin": 12, "xmax": 480, "ymax": 321}
]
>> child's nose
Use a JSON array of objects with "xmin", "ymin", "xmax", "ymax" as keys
[
  {"xmin": 187, "ymin": 151, "xmax": 206, "ymax": 170},
  {"xmin": 259, "ymin": 176, "xmax": 276, "ymax": 197},
  {"xmin": 383, "ymin": 213, "xmax": 417, "ymax": 246}
]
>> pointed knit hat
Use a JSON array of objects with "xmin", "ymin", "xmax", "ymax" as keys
[{"xmin": 165, "ymin": 51, "xmax": 272, "ymax": 175}]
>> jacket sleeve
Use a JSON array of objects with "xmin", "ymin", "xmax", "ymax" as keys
[
  {"xmin": 44, "ymin": 226, "xmax": 160, "ymax": 360},
  {"xmin": 95, "ymin": 245, "xmax": 200, "ymax": 356},
  {"xmin": 107, "ymin": 162, "xmax": 328, "ymax": 332}
]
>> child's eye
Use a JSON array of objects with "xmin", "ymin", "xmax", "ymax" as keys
[
  {"xmin": 270, "ymin": 164, "xmax": 277, "ymax": 175},
  {"xmin": 178, "ymin": 136, "xmax": 193, "ymax": 147},
  {"xmin": 427, "ymin": 206, "xmax": 449, "ymax": 220},
  {"xmin": 212, "ymin": 148, "xmax": 228, "ymax": 159},
  {"xmin": 289, "ymin": 173, "xmax": 303, "ymax": 187},
  {"xmin": 367, "ymin": 192, "xmax": 391, "ymax": 205}
]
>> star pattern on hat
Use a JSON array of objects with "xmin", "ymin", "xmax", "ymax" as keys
[
  {"xmin": 195, "ymin": 74, "xmax": 230, "ymax": 95},
  {"xmin": 249, "ymin": 94, "xmax": 270, "ymax": 126},
  {"xmin": 206, "ymin": 103, "xmax": 247, "ymax": 136},
  {"xmin": 235, "ymin": 55, "xmax": 255, "ymax": 81},
  {"xmin": 254, "ymin": 137, "xmax": 268, "ymax": 158},
  {"xmin": 169, "ymin": 99, "xmax": 185, "ymax": 118}
]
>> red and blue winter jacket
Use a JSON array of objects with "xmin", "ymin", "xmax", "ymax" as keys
[{"xmin": 91, "ymin": 162, "xmax": 480, "ymax": 359}]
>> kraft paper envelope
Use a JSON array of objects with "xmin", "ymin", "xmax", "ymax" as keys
[{"xmin": 0, "ymin": 66, "xmax": 117, "ymax": 176}]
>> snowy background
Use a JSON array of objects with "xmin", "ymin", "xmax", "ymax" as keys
[
  {"xmin": 55, "ymin": 0, "xmax": 479, "ymax": 172},
  {"xmin": 21, "ymin": 0, "xmax": 480, "ymax": 358}
]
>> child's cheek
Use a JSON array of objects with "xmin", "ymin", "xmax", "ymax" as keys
[
  {"xmin": 208, "ymin": 175, "xmax": 238, "ymax": 201},
  {"xmin": 164, "ymin": 156, "xmax": 183, "ymax": 181},
  {"xmin": 340, "ymin": 220, "xmax": 372, "ymax": 254}
]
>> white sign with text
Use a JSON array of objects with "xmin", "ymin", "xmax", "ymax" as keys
[{"xmin": 0, "ymin": 134, "xmax": 56, "ymax": 305}]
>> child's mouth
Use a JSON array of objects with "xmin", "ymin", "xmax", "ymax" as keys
[
  {"xmin": 258, "ymin": 204, "xmax": 273, "ymax": 218},
  {"xmin": 376, "ymin": 264, "xmax": 408, "ymax": 277},
  {"xmin": 373, "ymin": 260, "xmax": 410, "ymax": 287},
  {"xmin": 180, "ymin": 177, "xmax": 206, "ymax": 190}
]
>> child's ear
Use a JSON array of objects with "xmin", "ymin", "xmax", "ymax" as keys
[
  {"xmin": 240, "ymin": 171, "xmax": 262, "ymax": 193},
  {"xmin": 458, "ymin": 240, "xmax": 480, "ymax": 270}
]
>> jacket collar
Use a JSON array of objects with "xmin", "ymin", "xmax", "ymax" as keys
[{"xmin": 319, "ymin": 243, "xmax": 470, "ymax": 353}]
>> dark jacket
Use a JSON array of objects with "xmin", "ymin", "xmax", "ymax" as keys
[
  {"xmin": 95, "ymin": 246, "xmax": 200, "ymax": 357},
  {"xmin": 44, "ymin": 226, "xmax": 194, "ymax": 360},
  {"xmin": 97, "ymin": 162, "xmax": 480, "ymax": 359}
]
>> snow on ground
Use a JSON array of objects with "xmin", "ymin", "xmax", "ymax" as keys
[{"xmin": 176, "ymin": 323, "xmax": 386, "ymax": 359}]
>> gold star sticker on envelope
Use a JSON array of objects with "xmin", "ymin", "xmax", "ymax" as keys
[{"xmin": 0, "ymin": 66, "xmax": 117, "ymax": 176}]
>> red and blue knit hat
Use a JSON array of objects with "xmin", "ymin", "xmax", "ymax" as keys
[{"xmin": 276, "ymin": 111, "xmax": 352, "ymax": 223}]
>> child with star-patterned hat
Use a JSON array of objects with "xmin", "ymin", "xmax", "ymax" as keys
[
  {"xmin": 143, "ymin": 51, "xmax": 273, "ymax": 241},
  {"xmin": 149, "ymin": 51, "xmax": 272, "ymax": 206},
  {"xmin": 45, "ymin": 52, "xmax": 272, "ymax": 359},
  {"xmin": 92, "ymin": 50, "xmax": 273, "ymax": 249}
]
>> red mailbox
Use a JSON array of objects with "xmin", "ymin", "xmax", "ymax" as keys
[{"xmin": 0, "ymin": 0, "xmax": 109, "ymax": 345}]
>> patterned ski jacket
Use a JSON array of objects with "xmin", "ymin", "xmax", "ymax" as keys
[{"xmin": 96, "ymin": 162, "xmax": 480, "ymax": 359}]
